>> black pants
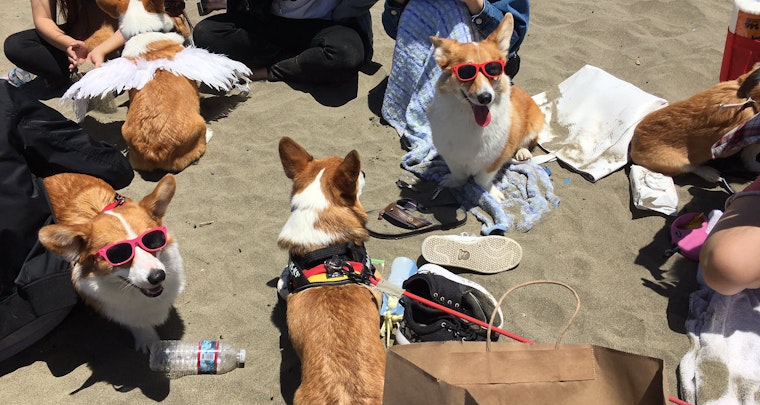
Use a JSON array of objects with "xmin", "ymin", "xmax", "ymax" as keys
[
  {"xmin": 4, "ymin": 28, "xmax": 72, "ymax": 84},
  {"xmin": 192, "ymin": 12, "xmax": 366, "ymax": 84}
]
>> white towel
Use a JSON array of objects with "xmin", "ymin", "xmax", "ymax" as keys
[
  {"xmin": 629, "ymin": 164, "xmax": 679, "ymax": 216},
  {"xmin": 679, "ymin": 274, "xmax": 760, "ymax": 405},
  {"xmin": 534, "ymin": 65, "xmax": 668, "ymax": 182}
]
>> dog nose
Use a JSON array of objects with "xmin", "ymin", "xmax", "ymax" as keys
[
  {"xmin": 148, "ymin": 269, "xmax": 166, "ymax": 285},
  {"xmin": 477, "ymin": 93, "xmax": 492, "ymax": 105}
]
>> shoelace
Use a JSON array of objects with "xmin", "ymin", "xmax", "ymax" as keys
[{"xmin": 441, "ymin": 318, "xmax": 481, "ymax": 341}]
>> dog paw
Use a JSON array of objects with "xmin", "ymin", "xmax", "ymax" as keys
[
  {"xmin": 514, "ymin": 148, "xmax": 533, "ymax": 161},
  {"xmin": 488, "ymin": 185, "xmax": 506, "ymax": 202},
  {"xmin": 130, "ymin": 327, "xmax": 160, "ymax": 353}
]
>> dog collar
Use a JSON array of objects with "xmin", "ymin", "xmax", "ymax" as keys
[
  {"xmin": 285, "ymin": 242, "xmax": 374, "ymax": 293},
  {"xmin": 720, "ymin": 97, "xmax": 758, "ymax": 113},
  {"xmin": 102, "ymin": 193, "xmax": 126, "ymax": 212}
]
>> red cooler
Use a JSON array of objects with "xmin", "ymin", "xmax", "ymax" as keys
[{"xmin": 721, "ymin": 0, "xmax": 760, "ymax": 82}]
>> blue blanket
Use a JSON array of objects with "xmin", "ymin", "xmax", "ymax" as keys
[{"xmin": 381, "ymin": 0, "xmax": 559, "ymax": 234}]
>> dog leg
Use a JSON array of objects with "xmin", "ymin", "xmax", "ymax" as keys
[
  {"xmin": 129, "ymin": 326, "xmax": 160, "ymax": 353},
  {"xmin": 473, "ymin": 171, "xmax": 505, "ymax": 201},
  {"xmin": 690, "ymin": 165, "xmax": 722, "ymax": 183},
  {"xmin": 441, "ymin": 170, "xmax": 469, "ymax": 189}
]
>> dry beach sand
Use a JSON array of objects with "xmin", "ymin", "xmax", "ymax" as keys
[{"xmin": 1, "ymin": 0, "xmax": 754, "ymax": 403}]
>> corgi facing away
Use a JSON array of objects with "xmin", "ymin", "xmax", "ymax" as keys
[
  {"xmin": 427, "ymin": 14, "xmax": 544, "ymax": 201},
  {"xmin": 630, "ymin": 63, "xmax": 760, "ymax": 182},
  {"xmin": 38, "ymin": 173, "xmax": 185, "ymax": 352},
  {"xmin": 277, "ymin": 137, "xmax": 385, "ymax": 405},
  {"xmin": 96, "ymin": 0, "xmax": 208, "ymax": 173}
]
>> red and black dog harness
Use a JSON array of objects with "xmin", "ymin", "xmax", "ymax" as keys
[{"xmin": 284, "ymin": 242, "xmax": 374, "ymax": 294}]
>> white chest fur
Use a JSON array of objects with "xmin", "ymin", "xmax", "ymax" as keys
[{"xmin": 428, "ymin": 86, "xmax": 512, "ymax": 177}]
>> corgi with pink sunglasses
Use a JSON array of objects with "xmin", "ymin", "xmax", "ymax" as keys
[
  {"xmin": 38, "ymin": 173, "xmax": 185, "ymax": 352},
  {"xmin": 427, "ymin": 14, "xmax": 544, "ymax": 201}
]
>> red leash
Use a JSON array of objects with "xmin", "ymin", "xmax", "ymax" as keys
[{"xmin": 369, "ymin": 276, "xmax": 533, "ymax": 344}]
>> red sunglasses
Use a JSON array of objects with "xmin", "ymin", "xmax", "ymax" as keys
[
  {"xmin": 95, "ymin": 226, "xmax": 168, "ymax": 266},
  {"xmin": 451, "ymin": 60, "xmax": 506, "ymax": 82}
]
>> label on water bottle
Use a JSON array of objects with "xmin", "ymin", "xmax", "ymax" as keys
[{"xmin": 197, "ymin": 340, "xmax": 219, "ymax": 374}]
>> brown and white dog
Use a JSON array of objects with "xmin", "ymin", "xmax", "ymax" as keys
[
  {"xmin": 630, "ymin": 63, "xmax": 760, "ymax": 182},
  {"xmin": 276, "ymin": 137, "xmax": 385, "ymax": 405},
  {"xmin": 38, "ymin": 173, "xmax": 185, "ymax": 352},
  {"xmin": 94, "ymin": 0, "xmax": 207, "ymax": 173},
  {"xmin": 427, "ymin": 14, "xmax": 545, "ymax": 201}
]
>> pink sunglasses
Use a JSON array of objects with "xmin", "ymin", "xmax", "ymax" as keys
[{"xmin": 95, "ymin": 226, "xmax": 168, "ymax": 266}]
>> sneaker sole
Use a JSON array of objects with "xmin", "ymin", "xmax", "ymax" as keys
[{"xmin": 421, "ymin": 235, "xmax": 522, "ymax": 274}]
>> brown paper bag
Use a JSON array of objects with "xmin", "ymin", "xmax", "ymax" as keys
[{"xmin": 383, "ymin": 281, "xmax": 668, "ymax": 405}]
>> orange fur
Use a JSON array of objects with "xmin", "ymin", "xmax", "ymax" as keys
[
  {"xmin": 140, "ymin": 40, "xmax": 186, "ymax": 61},
  {"xmin": 95, "ymin": 0, "xmax": 130, "ymax": 18},
  {"xmin": 491, "ymin": 86, "xmax": 544, "ymax": 172},
  {"xmin": 277, "ymin": 137, "xmax": 385, "ymax": 405},
  {"xmin": 630, "ymin": 64, "xmax": 760, "ymax": 180},
  {"xmin": 123, "ymin": 69, "xmax": 206, "ymax": 173},
  {"xmin": 171, "ymin": 15, "xmax": 192, "ymax": 39},
  {"xmin": 82, "ymin": 24, "xmax": 117, "ymax": 53}
]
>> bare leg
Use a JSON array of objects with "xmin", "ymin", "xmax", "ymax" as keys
[{"xmin": 701, "ymin": 177, "xmax": 760, "ymax": 295}]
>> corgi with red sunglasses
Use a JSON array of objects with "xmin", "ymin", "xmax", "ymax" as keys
[
  {"xmin": 427, "ymin": 14, "xmax": 544, "ymax": 201},
  {"xmin": 38, "ymin": 173, "xmax": 185, "ymax": 352}
]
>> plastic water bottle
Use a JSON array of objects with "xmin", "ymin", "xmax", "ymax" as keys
[
  {"xmin": 379, "ymin": 257, "xmax": 418, "ymax": 316},
  {"xmin": 149, "ymin": 340, "xmax": 246, "ymax": 378},
  {"xmin": 5, "ymin": 67, "xmax": 34, "ymax": 87}
]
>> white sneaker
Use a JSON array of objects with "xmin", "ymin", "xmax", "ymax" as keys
[{"xmin": 421, "ymin": 233, "xmax": 522, "ymax": 274}]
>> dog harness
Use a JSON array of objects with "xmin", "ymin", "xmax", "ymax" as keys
[{"xmin": 285, "ymin": 242, "xmax": 374, "ymax": 294}]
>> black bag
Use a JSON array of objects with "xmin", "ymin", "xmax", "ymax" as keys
[{"xmin": 0, "ymin": 81, "xmax": 134, "ymax": 363}]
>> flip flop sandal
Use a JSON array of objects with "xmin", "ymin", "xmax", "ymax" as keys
[{"xmin": 366, "ymin": 198, "xmax": 467, "ymax": 240}]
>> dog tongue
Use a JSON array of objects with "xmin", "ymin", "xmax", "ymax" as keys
[{"xmin": 472, "ymin": 105, "xmax": 491, "ymax": 127}]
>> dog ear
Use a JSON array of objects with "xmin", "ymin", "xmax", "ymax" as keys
[
  {"xmin": 140, "ymin": 174, "xmax": 176, "ymax": 219},
  {"xmin": 430, "ymin": 36, "xmax": 457, "ymax": 68},
  {"xmin": 39, "ymin": 223, "xmax": 91, "ymax": 263},
  {"xmin": 279, "ymin": 137, "xmax": 314, "ymax": 180},
  {"xmin": 335, "ymin": 150, "xmax": 362, "ymax": 201},
  {"xmin": 737, "ymin": 63, "xmax": 760, "ymax": 99},
  {"xmin": 487, "ymin": 12, "xmax": 514, "ymax": 56}
]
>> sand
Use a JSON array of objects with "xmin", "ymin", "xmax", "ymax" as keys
[{"xmin": 0, "ymin": 0, "xmax": 751, "ymax": 403}]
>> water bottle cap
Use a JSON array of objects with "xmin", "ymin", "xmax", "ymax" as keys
[{"xmin": 238, "ymin": 349, "xmax": 246, "ymax": 365}]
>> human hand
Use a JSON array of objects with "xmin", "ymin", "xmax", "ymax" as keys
[
  {"xmin": 459, "ymin": 0, "xmax": 485, "ymax": 15},
  {"xmin": 67, "ymin": 40, "xmax": 88, "ymax": 71},
  {"xmin": 87, "ymin": 48, "xmax": 107, "ymax": 68}
]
